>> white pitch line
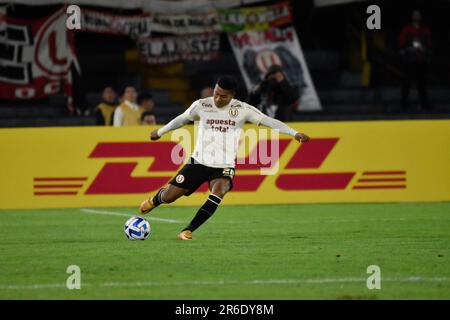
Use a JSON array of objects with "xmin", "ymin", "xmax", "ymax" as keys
[
  {"xmin": 99, "ymin": 277, "xmax": 450, "ymax": 287},
  {"xmin": 0, "ymin": 284, "xmax": 69, "ymax": 289},
  {"xmin": 1, "ymin": 277, "xmax": 449, "ymax": 290},
  {"xmin": 80, "ymin": 208, "xmax": 181, "ymax": 224}
]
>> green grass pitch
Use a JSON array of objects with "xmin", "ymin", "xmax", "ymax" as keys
[{"xmin": 0, "ymin": 203, "xmax": 449, "ymax": 299}]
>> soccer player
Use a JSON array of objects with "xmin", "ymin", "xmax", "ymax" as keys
[{"xmin": 139, "ymin": 76, "xmax": 310, "ymax": 240}]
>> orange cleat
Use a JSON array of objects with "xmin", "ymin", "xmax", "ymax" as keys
[
  {"xmin": 139, "ymin": 197, "xmax": 156, "ymax": 214},
  {"xmin": 177, "ymin": 230, "xmax": 193, "ymax": 240}
]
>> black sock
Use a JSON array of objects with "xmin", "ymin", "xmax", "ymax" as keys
[
  {"xmin": 152, "ymin": 188, "xmax": 166, "ymax": 207},
  {"xmin": 183, "ymin": 194, "xmax": 222, "ymax": 232}
]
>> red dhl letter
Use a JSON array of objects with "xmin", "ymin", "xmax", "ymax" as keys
[
  {"xmin": 86, "ymin": 142, "xmax": 181, "ymax": 194},
  {"xmin": 277, "ymin": 138, "xmax": 355, "ymax": 190},
  {"xmin": 235, "ymin": 139, "xmax": 291, "ymax": 170}
]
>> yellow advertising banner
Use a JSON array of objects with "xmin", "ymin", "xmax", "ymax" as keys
[{"xmin": 1, "ymin": 120, "xmax": 449, "ymax": 209}]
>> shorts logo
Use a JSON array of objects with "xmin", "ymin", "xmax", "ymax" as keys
[
  {"xmin": 223, "ymin": 168, "xmax": 235, "ymax": 178},
  {"xmin": 229, "ymin": 108, "xmax": 239, "ymax": 117},
  {"xmin": 175, "ymin": 174, "xmax": 185, "ymax": 183}
]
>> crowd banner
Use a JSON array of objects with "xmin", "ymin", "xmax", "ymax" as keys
[
  {"xmin": 314, "ymin": 0, "xmax": 369, "ymax": 7},
  {"xmin": 6, "ymin": 0, "xmax": 269, "ymax": 13},
  {"xmin": 8, "ymin": 0, "xmax": 144, "ymax": 9},
  {"xmin": 228, "ymin": 26, "xmax": 321, "ymax": 111},
  {"xmin": 81, "ymin": 9, "xmax": 152, "ymax": 38},
  {"xmin": 151, "ymin": 11, "xmax": 220, "ymax": 34},
  {"xmin": 0, "ymin": 8, "xmax": 78, "ymax": 100},
  {"xmin": 218, "ymin": 1, "xmax": 292, "ymax": 32},
  {"xmin": 137, "ymin": 33, "xmax": 220, "ymax": 64},
  {"xmin": 1, "ymin": 120, "xmax": 449, "ymax": 209},
  {"xmin": 142, "ymin": 0, "xmax": 268, "ymax": 14}
]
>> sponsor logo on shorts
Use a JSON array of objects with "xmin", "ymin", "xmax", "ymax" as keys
[
  {"xmin": 175, "ymin": 174, "xmax": 185, "ymax": 183},
  {"xmin": 223, "ymin": 168, "xmax": 235, "ymax": 177}
]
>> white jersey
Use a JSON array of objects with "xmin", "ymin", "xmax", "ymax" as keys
[{"xmin": 184, "ymin": 97, "xmax": 265, "ymax": 168}]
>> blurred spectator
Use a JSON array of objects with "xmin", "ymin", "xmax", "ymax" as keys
[
  {"xmin": 248, "ymin": 65, "xmax": 299, "ymax": 121},
  {"xmin": 200, "ymin": 86, "xmax": 214, "ymax": 99},
  {"xmin": 113, "ymin": 86, "xmax": 143, "ymax": 126},
  {"xmin": 138, "ymin": 92, "xmax": 155, "ymax": 112},
  {"xmin": 141, "ymin": 111, "xmax": 157, "ymax": 125},
  {"xmin": 399, "ymin": 10, "xmax": 433, "ymax": 111},
  {"xmin": 93, "ymin": 86, "xmax": 117, "ymax": 126}
]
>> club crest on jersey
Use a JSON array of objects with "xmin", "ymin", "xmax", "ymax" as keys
[
  {"xmin": 229, "ymin": 108, "xmax": 239, "ymax": 117},
  {"xmin": 175, "ymin": 174, "xmax": 185, "ymax": 183}
]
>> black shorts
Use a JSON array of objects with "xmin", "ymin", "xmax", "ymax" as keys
[{"xmin": 169, "ymin": 158, "xmax": 235, "ymax": 196}]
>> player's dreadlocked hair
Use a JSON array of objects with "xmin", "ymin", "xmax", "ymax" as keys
[{"xmin": 217, "ymin": 75, "xmax": 237, "ymax": 92}]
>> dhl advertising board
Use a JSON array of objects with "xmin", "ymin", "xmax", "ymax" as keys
[{"xmin": 1, "ymin": 120, "xmax": 449, "ymax": 209}]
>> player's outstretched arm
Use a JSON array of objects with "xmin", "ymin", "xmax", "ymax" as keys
[
  {"xmin": 150, "ymin": 113, "xmax": 191, "ymax": 141},
  {"xmin": 150, "ymin": 101, "xmax": 199, "ymax": 141},
  {"xmin": 259, "ymin": 113, "xmax": 310, "ymax": 143}
]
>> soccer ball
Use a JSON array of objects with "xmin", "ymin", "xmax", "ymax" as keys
[{"xmin": 124, "ymin": 216, "xmax": 151, "ymax": 240}]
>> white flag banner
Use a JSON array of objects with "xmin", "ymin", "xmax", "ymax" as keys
[
  {"xmin": 228, "ymin": 26, "xmax": 321, "ymax": 111},
  {"xmin": 138, "ymin": 33, "xmax": 220, "ymax": 64}
]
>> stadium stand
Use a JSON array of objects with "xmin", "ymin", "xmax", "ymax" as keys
[{"xmin": 1, "ymin": 1, "xmax": 449, "ymax": 127}]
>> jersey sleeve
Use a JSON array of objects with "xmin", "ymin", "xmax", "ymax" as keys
[
  {"xmin": 156, "ymin": 100, "xmax": 200, "ymax": 136},
  {"xmin": 244, "ymin": 103, "xmax": 265, "ymax": 125},
  {"xmin": 259, "ymin": 115, "xmax": 298, "ymax": 137},
  {"xmin": 183, "ymin": 100, "xmax": 200, "ymax": 121}
]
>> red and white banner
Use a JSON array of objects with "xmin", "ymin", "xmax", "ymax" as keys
[
  {"xmin": 80, "ymin": 9, "xmax": 152, "ymax": 38},
  {"xmin": 0, "ymin": 8, "xmax": 78, "ymax": 101},
  {"xmin": 80, "ymin": 9, "xmax": 220, "ymax": 36},
  {"xmin": 228, "ymin": 26, "xmax": 321, "ymax": 111},
  {"xmin": 138, "ymin": 33, "xmax": 220, "ymax": 64}
]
